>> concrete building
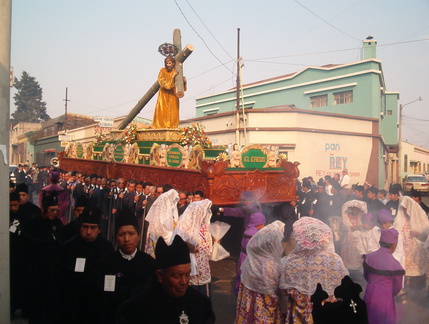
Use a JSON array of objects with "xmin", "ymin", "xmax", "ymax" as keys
[
  {"xmin": 186, "ymin": 38, "xmax": 399, "ymax": 189},
  {"xmin": 9, "ymin": 122, "xmax": 41, "ymax": 165},
  {"xmin": 34, "ymin": 113, "xmax": 95, "ymax": 166},
  {"xmin": 401, "ymin": 141, "xmax": 429, "ymax": 180}
]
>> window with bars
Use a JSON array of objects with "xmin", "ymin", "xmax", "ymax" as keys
[
  {"xmin": 333, "ymin": 90, "xmax": 353, "ymax": 105},
  {"xmin": 310, "ymin": 94, "xmax": 328, "ymax": 108}
]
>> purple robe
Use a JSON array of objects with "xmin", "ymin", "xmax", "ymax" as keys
[
  {"xmin": 223, "ymin": 201, "xmax": 262, "ymax": 229},
  {"xmin": 363, "ymin": 247, "xmax": 405, "ymax": 324},
  {"xmin": 235, "ymin": 212, "xmax": 266, "ymax": 295}
]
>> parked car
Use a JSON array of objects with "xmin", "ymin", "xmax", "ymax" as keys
[
  {"xmin": 9, "ymin": 165, "xmax": 18, "ymax": 183},
  {"xmin": 402, "ymin": 174, "xmax": 429, "ymax": 195}
]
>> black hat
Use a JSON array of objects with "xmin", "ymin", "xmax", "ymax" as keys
[
  {"xmin": 115, "ymin": 207, "xmax": 139, "ymax": 233},
  {"xmin": 367, "ymin": 186, "xmax": 379, "ymax": 194},
  {"xmin": 75, "ymin": 195, "xmax": 88, "ymax": 208},
  {"xmin": 80, "ymin": 206, "xmax": 102, "ymax": 225},
  {"xmin": 15, "ymin": 183, "xmax": 28, "ymax": 194},
  {"xmin": 410, "ymin": 187, "xmax": 421, "ymax": 198},
  {"xmin": 10, "ymin": 192, "xmax": 19, "ymax": 202},
  {"xmin": 155, "ymin": 235, "xmax": 190, "ymax": 269},
  {"xmin": 389, "ymin": 183, "xmax": 401, "ymax": 195},
  {"xmin": 42, "ymin": 191, "xmax": 59, "ymax": 209},
  {"xmin": 302, "ymin": 178, "xmax": 312, "ymax": 189}
]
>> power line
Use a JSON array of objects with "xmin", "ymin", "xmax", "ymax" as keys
[
  {"xmin": 173, "ymin": 0, "xmax": 235, "ymax": 75},
  {"xmin": 294, "ymin": 0, "xmax": 361, "ymax": 41},
  {"xmin": 184, "ymin": 0, "xmax": 234, "ymax": 61},
  {"xmin": 247, "ymin": 38, "xmax": 429, "ymax": 62}
]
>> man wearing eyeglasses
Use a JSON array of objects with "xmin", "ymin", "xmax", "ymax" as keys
[{"xmin": 20, "ymin": 193, "xmax": 64, "ymax": 323}]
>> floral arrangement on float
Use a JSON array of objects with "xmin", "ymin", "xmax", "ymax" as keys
[
  {"xmin": 120, "ymin": 123, "xmax": 138, "ymax": 145},
  {"xmin": 180, "ymin": 123, "xmax": 212, "ymax": 148},
  {"xmin": 95, "ymin": 131, "xmax": 109, "ymax": 144}
]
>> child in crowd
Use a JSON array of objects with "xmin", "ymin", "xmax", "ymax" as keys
[{"xmin": 355, "ymin": 212, "xmax": 380, "ymax": 257}]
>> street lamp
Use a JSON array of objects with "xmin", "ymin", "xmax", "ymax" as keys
[{"xmin": 397, "ymin": 96, "xmax": 423, "ymax": 182}]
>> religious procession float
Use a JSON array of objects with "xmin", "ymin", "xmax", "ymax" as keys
[{"xmin": 59, "ymin": 29, "xmax": 299, "ymax": 206}]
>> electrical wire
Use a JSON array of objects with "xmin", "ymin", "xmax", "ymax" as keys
[
  {"xmin": 173, "ymin": 0, "xmax": 235, "ymax": 75},
  {"xmin": 294, "ymin": 0, "xmax": 361, "ymax": 41},
  {"xmin": 184, "ymin": 0, "xmax": 234, "ymax": 61}
]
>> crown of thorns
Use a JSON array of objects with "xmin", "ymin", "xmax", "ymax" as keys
[{"xmin": 158, "ymin": 43, "xmax": 178, "ymax": 57}]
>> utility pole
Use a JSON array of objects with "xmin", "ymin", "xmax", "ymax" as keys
[
  {"xmin": 397, "ymin": 96, "xmax": 423, "ymax": 182},
  {"xmin": 63, "ymin": 87, "xmax": 70, "ymax": 132},
  {"xmin": 0, "ymin": 0, "xmax": 12, "ymax": 321},
  {"xmin": 235, "ymin": 28, "xmax": 240, "ymax": 145}
]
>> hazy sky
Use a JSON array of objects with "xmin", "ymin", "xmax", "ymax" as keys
[{"xmin": 10, "ymin": 0, "xmax": 429, "ymax": 148}]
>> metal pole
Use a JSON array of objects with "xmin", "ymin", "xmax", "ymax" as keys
[
  {"xmin": 397, "ymin": 97, "xmax": 423, "ymax": 183},
  {"xmin": 63, "ymin": 87, "xmax": 69, "ymax": 132},
  {"xmin": 397, "ymin": 103, "xmax": 402, "ymax": 184},
  {"xmin": 235, "ymin": 28, "xmax": 240, "ymax": 145},
  {"xmin": 0, "ymin": 0, "xmax": 12, "ymax": 321}
]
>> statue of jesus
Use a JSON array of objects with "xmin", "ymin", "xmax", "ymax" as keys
[{"xmin": 151, "ymin": 55, "xmax": 187, "ymax": 129}]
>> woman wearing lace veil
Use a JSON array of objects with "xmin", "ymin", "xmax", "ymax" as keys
[
  {"xmin": 235, "ymin": 220, "xmax": 285, "ymax": 324},
  {"xmin": 340, "ymin": 199, "xmax": 367, "ymax": 286},
  {"xmin": 280, "ymin": 217, "xmax": 348, "ymax": 324},
  {"xmin": 393, "ymin": 195, "xmax": 429, "ymax": 294}
]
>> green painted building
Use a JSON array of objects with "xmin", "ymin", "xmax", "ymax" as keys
[{"xmin": 192, "ymin": 38, "xmax": 400, "ymax": 187}]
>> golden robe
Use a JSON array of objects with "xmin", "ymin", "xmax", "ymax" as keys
[{"xmin": 151, "ymin": 68, "xmax": 179, "ymax": 129}]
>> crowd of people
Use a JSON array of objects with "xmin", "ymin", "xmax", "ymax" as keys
[{"xmin": 8, "ymin": 164, "xmax": 429, "ymax": 323}]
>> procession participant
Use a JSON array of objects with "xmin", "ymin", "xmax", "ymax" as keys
[
  {"xmin": 173, "ymin": 198, "xmax": 213, "ymax": 297},
  {"xmin": 218, "ymin": 190, "xmax": 263, "ymax": 256},
  {"xmin": 410, "ymin": 188, "xmax": 429, "ymax": 216},
  {"xmin": 9, "ymin": 192, "xmax": 27, "ymax": 318},
  {"xmin": 118, "ymin": 180, "xmax": 137, "ymax": 214},
  {"xmin": 366, "ymin": 186, "xmax": 387, "ymax": 216},
  {"xmin": 377, "ymin": 209, "xmax": 405, "ymax": 269},
  {"xmin": 313, "ymin": 178, "xmax": 332, "ymax": 224},
  {"xmin": 234, "ymin": 212, "xmax": 266, "ymax": 295},
  {"xmin": 386, "ymin": 183, "xmax": 401, "ymax": 218},
  {"xmin": 324, "ymin": 175, "xmax": 334, "ymax": 196},
  {"xmin": 280, "ymin": 217, "xmax": 348, "ymax": 324},
  {"xmin": 177, "ymin": 190, "xmax": 189, "ymax": 216},
  {"xmin": 99, "ymin": 208, "xmax": 157, "ymax": 324},
  {"xmin": 57, "ymin": 206, "xmax": 113, "ymax": 323},
  {"xmin": 58, "ymin": 195, "xmax": 88, "ymax": 243},
  {"xmin": 144, "ymin": 189, "xmax": 179, "ymax": 257},
  {"xmin": 340, "ymin": 168, "xmax": 350, "ymax": 188},
  {"xmin": 145, "ymin": 184, "xmax": 163, "ymax": 214},
  {"xmin": 355, "ymin": 212, "xmax": 380, "ymax": 257},
  {"xmin": 363, "ymin": 228, "xmax": 405, "ymax": 324},
  {"xmin": 112, "ymin": 178, "xmax": 126, "ymax": 214},
  {"xmin": 352, "ymin": 185, "xmax": 365, "ymax": 201},
  {"xmin": 297, "ymin": 177, "xmax": 315, "ymax": 217},
  {"xmin": 15, "ymin": 183, "xmax": 40, "ymax": 219},
  {"xmin": 39, "ymin": 170, "xmax": 69, "ymax": 224},
  {"xmin": 393, "ymin": 196, "xmax": 429, "ymax": 295},
  {"xmin": 328, "ymin": 180, "xmax": 345, "ymax": 252},
  {"xmin": 20, "ymin": 193, "xmax": 63, "ymax": 323},
  {"xmin": 235, "ymin": 221, "xmax": 285, "ymax": 324},
  {"xmin": 378, "ymin": 189, "xmax": 388, "ymax": 205},
  {"xmin": 340, "ymin": 200, "xmax": 367, "ymax": 286},
  {"xmin": 311, "ymin": 276, "xmax": 368, "ymax": 324},
  {"xmin": 193, "ymin": 190, "xmax": 204, "ymax": 201},
  {"xmin": 118, "ymin": 235, "xmax": 215, "ymax": 324}
]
